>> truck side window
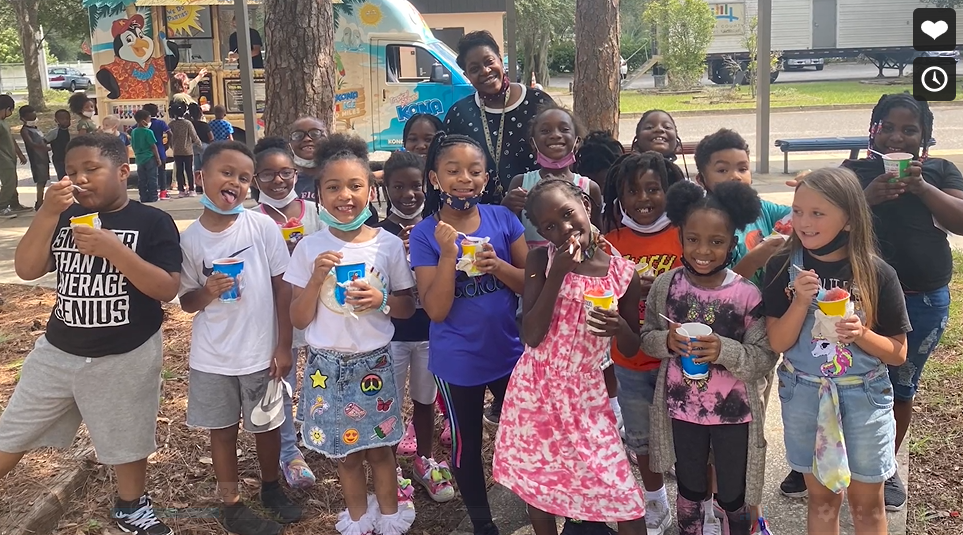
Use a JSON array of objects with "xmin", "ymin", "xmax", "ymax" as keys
[
  {"xmin": 165, "ymin": 6, "xmax": 216, "ymax": 63},
  {"xmin": 385, "ymin": 45, "xmax": 449, "ymax": 83}
]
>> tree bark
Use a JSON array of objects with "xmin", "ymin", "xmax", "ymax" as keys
[
  {"xmin": 574, "ymin": 0, "xmax": 619, "ymax": 137},
  {"xmin": 10, "ymin": 0, "xmax": 46, "ymax": 111},
  {"xmin": 262, "ymin": 0, "xmax": 335, "ymax": 137}
]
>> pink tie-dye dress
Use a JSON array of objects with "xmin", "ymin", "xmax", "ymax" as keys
[{"xmin": 492, "ymin": 253, "xmax": 645, "ymax": 522}]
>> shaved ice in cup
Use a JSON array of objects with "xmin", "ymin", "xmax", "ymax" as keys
[
  {"xmin": 460, "ymin": 236, "xmax": 487, "ymax": 277},
  {"xmin": 69, "ymin": 212, "xmax": 101, "ymax": 229},
  {"xmin": 636, "ymin": 262, "xmax": 654, "ymax": 277},
  {"xmin": 281, "ymin": 217, "xmax": 305, "ymax": 244},
  {"xmin": 678, "ymin": 322, "xmax": 712, "ymax": 379},
  {"xmin": 817, "ymin": 288, "xmax": 850, "ymax": 317},
  {"xmin": 583, "ymin": 287, "xmax": 615, "ymax": 334},
  {"xmin": 883, "ymin": 152, "xmax": 913, "ymax": 181}
]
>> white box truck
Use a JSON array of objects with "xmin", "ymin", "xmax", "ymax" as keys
[{"xmin": 705, "ymin": 0, "xmax": 962, "ymax": 84}]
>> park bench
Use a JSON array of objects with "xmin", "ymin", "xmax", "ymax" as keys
[{"xmin": 774, "ymin": 137, "xmax": 937, "ymax": 174}]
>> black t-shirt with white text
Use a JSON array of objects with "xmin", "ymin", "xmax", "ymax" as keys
[
  {"xmin": 761, "ymin": 249, "xmax": 910, "ymax": 338},
  {"xmin": 842, "ymin": 157, "xmax": 963, "ymax": 292},
  {"xmin": 45, "ymin": 202, "xmax": 182, "ymax": 357}
]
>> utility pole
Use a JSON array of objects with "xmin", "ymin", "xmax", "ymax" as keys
[
  {"xmin": 506, "ymin": 0, "xmax": 517, "ymax": 82},
  {"xmin": 755, "ymin": 0, "xmax": 772, "ymax": 174},
  {"xmin": 234, "ymin": 0, "xmax": 258, "ymax": 149}
]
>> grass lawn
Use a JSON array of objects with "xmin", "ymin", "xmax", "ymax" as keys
[
  {"xmin": 906, "ymin": 251, "xmax": 963, "ymax": 535},
  {"xmin": 558, "ymin": 79, "xmax": 961, "ymax": 114}
]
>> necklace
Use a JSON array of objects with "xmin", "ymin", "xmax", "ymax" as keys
[{"xmin": 479, "ymin": 86, "xmax": 510, "ymax": 175}]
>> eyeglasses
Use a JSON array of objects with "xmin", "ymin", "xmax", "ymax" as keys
[
  {"xmin": 290, "ymin": 129, "xmax": 325, "ymax": 142},
  {"xmin": 255, "ymin": 167, "xmax": 298, "ymax": 182}
]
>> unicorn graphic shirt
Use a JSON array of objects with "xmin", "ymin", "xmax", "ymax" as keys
[{"xmin": 762, "ymin": 250, "xmax": 911, "ymax": 378}]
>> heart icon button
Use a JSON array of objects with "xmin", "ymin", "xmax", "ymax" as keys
[{"xmin": 922, "ymin": 19, "xmax": 949, "ymax": 39}]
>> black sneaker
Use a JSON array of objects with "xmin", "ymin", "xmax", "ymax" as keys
[
  {"xmin": 220, "ymin": 502, "xmax": 282, "ymax": 535},
  {"xmin": 483, "ymin": 399, "xmax": 503, "ymax": 426},
  {"xmin": 11, "ymin": 204, "xmax": 32, "ymax": 212},
  {"xmin": 884, "ymin": 473, "xmax": 907, "ymax": 511},
  {"xmin": 473, "ymin": 521, "xmax": 500, "ymax": 535},
  {"xmin": 111, "ymin": 494, "xmax": 173, "ymax": 535},
  {"xmin": 779, "ymin": 470, "xmax": 808, "ymax": 498},
  {"xmin": 261, "ymin": 483, "xmax": 302, "ymax": 524}
]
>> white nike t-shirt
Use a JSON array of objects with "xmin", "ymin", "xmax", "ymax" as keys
[{"xmin": 180, "ymin": 210, "xmax": 290, "ymax": 375}]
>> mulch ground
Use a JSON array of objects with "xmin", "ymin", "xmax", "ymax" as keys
[
  {"xmin": 904, "ymin": 264, "xmax": 963, "ymax": 535},
  {"xmin": 0, "ymin": 283, "xmax": 496, "ymax": 535}
]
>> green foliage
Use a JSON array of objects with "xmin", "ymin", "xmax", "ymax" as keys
[
  {"xmin": 0, "ymin": 27, "xmax": 22, "ymax": 63},
  {"xmin": 549, "ymin": 37, "xmax": 650, "ymax": 74},
  {"xmin": 643, "ymin": 0, "xmax": 714, "ymax": 90},
  {"xmin": 726, "ymin": 16, "xmax": 781, "ymax": 96},
  {"xmin": 620, "ymin": 0, "xmax": 650, "ymax": 43},
  {"xmin": 516, "ymin": 0, "xmax": 573, "ymax": 83}
]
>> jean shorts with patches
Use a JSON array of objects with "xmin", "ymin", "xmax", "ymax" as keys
[
  {"xmin": 300, "ymin": 345, "xmax": 404, "ymax": 459},
  {"xmin": 615, "ymin": 366, "xmax": 659, "ymax": 456},
  {"xmin": 777, "ymin": 363, "xmax": 897, "ymax": 484}
]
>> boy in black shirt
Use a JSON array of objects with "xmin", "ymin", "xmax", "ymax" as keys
[
  {"xmin": 4, "ymin": 133, "xmax": 182, "ymax": 535},
  {"xmin": 45, "ymin": 109, "xmax": 71, "ymax": 182}
]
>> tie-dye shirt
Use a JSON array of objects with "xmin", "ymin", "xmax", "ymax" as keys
[{"xmin": 664, "ymin": 269, "xmax": 763, "ymax": 425}]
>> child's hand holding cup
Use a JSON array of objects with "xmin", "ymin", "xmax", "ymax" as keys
[
  {"xmin": 583, "ymin": 287, "xmax": 616, "ymax": 336},
  {"xmin": 677, "ymin": 322, "xmax": 714, "ymax": 379}
]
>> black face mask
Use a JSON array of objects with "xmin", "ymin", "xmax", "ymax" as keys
[
  {"xmin": 808, "ymin": 230, "xmax": 850, "ymax": 257},
  {"xmin": 681, "ymin": 249, "xmax": 734, "ymax": 278}
]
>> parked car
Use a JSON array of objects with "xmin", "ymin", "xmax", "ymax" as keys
[
  {"xmin": 920, "ymin": 49, "xmax": 960, "ymax": 63},
  {"xmin": 47, "ymin": 67, "xmax": 92, "ymax": 91},
  {"xmin": 784, "ymin": 57, "xmax": 825, "ymax": 71},
  {"xmin": 620, "ymin": 56, "xmax": 628, "ymax": 79}
]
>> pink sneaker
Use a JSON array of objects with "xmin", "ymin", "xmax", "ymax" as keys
[
  {"xmin": 396, "ymin": 467, "xmax": 415, "ymax": 506},
  {"xmin": 396, "ymin": 422, "xmax": 417, "ymax": 457},
  {"xmin": 439, "ymin": 419, "xmax": 452, "ymax": 447},
  {"xmin": 412, "ymin": 456, "xmax": 454, "ymax": 503}
]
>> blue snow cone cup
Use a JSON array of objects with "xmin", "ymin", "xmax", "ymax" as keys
[
  {"xmin": 212, "ymin": 258, "xmax": 244, "ymax": 302},
  {"xmin": 334, "ymin": 262, "xmax": 366, "ymax": 305},
  {"xmin": 678, "ymin": 322, "xmax": 712, "ymax": 379}
]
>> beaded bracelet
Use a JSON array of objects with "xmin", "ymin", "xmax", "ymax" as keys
[{"xmin": 378, "ymin": 289, "xmax": 390, "ymax": 315}]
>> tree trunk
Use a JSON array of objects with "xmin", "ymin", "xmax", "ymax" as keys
[
  {"xmin": 262, "ymin": 0, "xmax": 335, "ymax": 137},
  {"xmin": 574, "ymin": 0, "xmax": 619, "ymax": 137},
  {"xmin": 10, "ymin": 0, "xmax": 46, "ymax": 111}
]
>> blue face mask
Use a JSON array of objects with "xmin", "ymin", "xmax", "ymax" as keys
[
  {"xmin": 318, "ymin": 203, "xmax": 369, "ymax": 232},
  {"xmin": 439, "ymin": 191, "xmax": 482, "ymax": 211},
  {"xmin": 199, "ymin": 192, "xmax": 246, "ymax": 215}
]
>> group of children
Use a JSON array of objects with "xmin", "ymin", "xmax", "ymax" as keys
[{"xmin": 0, "ymin": 90, "xmax": 954, "ymax": 535}]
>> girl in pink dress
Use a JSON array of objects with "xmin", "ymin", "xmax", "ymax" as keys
[{"xmin": 493, "ymin": 178, "xmax": 647, "ymax": 535}]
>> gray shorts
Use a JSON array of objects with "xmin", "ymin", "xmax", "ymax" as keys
[
  {"xmin": 0, "ymin": 331, "xmax": 163, "ymax": 465},
  {"xmin": 186, "ymin": 368, "xmax": 283, "ymax": 433}
]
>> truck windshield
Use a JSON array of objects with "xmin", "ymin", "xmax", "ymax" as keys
[{"xmin": 427, "ymin": 41, "xmax": 460, "ymax": 71}]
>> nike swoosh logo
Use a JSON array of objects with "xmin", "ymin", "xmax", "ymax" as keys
[{"xmin": 202, "ymin": 245, "xmax": 254, "ymax": 277}]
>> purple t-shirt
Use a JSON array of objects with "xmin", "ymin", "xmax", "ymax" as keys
[
  {"xmin": 664, "ymin": 269, "xmax": 762, "ymax": 425},
  {"xmin": 149, "ymin": 118, "xmax": 170, "ymax": 163},
  {"xmin": 409, "ymin": 204, "xmax": 524, "ymax": 386}
]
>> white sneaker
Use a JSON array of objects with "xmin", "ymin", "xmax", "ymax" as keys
[
  {"xmin": 644, "ymin": 499, "xmax": 671, "ymax": 535},
  {"xmin": 702, "ymin": 500, "xmax": 727, "ymax": 535}
]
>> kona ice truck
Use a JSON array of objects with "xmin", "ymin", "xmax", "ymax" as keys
[{"xmin": 83, "ymin": 0, "xmax": 474, "ymax": 151}]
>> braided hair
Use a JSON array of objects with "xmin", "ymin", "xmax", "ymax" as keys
[
  {"xmin": 601, "ymin": 151, "xmax": 674, "ymax": 231},
  {"xmin": 383, "ymin": 150, "xmax": 425, "ymax": 212},
  {"xmin": 423, "ymin": 132, "xmax": 486, "ymax": 216},
  {"xmin": 253, "ymin": 136, "xmax": 294, "ymax": 169},
  {"xmin": 403, "ymin": 113, "xmax": 443, "ymax": 144},
  {"xmin": 524, "ymin": 178, "xmax": 589, "ymax": 229},
  {"xmin": 868, "ymin": 92, "xmax": 933, "ymax": 160},
  {"xmin": 574, "ymin": 130, "xmax": 624, "ymax": 178},
  {"xmin": 665, "ymin": 180, "xmax": 761, "ymax": 234}
]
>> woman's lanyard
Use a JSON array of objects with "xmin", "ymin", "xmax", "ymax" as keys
[{"xmin": 479, "ymin": 87, "xmax": 510, "ymax": 174}]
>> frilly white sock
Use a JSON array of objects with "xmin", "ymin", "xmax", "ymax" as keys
[
  {"xmin": 375, "ymin": 507, "xmax": 416, "ymax": 535},
  {"xmin": 335, "ymin": 508, "xmax": 376, "ymax": 535}
]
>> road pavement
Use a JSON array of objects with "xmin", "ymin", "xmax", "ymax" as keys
[{"xmin": 552, "ymin": 62, "xmax": 894, "ymax": 91}]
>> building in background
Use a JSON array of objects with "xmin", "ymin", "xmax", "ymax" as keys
[{"xmin": 410, "ymin": 0, "xmax": 507, "ymax": 54}]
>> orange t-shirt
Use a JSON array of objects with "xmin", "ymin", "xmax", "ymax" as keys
[{"xmin": 604, "ymin": 225, "xmax": 684, "ymax": 371}]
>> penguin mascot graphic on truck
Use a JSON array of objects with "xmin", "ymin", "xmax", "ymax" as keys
[{"xmin": 96, "ymin": 13, "xmax": 179, "ymax": 100}]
